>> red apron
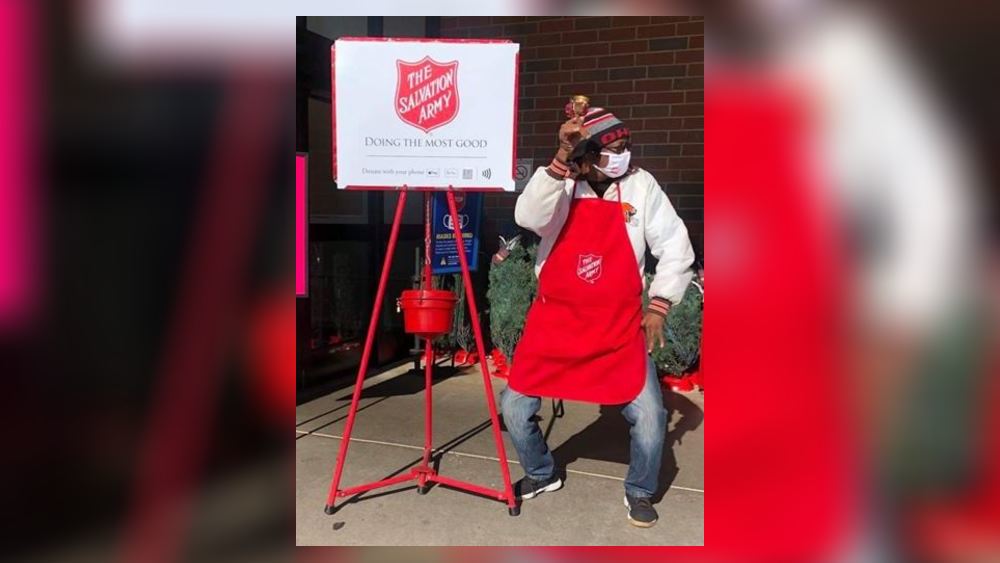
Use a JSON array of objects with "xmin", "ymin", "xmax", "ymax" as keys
[{"xmin": 509, "ymin": 181, "xmax": 646, "ymax": 404}]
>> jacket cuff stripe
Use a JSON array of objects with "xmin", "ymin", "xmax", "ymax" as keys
[{"xmin": 647, "ymin": 298, "xmax": 671, "ymax": 317}]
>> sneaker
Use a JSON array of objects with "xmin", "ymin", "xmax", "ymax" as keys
[
  {"xmin": 514, "ymin": 475, "xmax": 563, "ymax": 500},
  {"xmin": 624, "ymin": 494, "xmax": 658, "ymax": 527}
]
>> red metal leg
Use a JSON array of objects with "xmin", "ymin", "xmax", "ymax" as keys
[
  {"xmin": 324, "ymin": 190, "xmax": 408, "ymax": 513},
  {"xmin": 428, "ymin": 474, "xmax": 507, "ymax": 500},
  {"xmin": 338, "ymin": 473, "xmax": 418, "ymax": 498},
  {"xmin": 445, "ymin": 189, "xmax": 518, "ymax": 511}
]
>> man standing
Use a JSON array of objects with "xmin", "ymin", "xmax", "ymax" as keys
[{"xmin": 503, "ymin": 106, "xmax": 695, "ymax": 527}]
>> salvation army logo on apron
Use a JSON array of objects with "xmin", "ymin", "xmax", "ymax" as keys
[
  {"xmin": 576, "ymin": 254, "xmax": 603, "ymax": 284},
  {"xmin": 395, "ymin": 57, "xmax": 460, "ymax": 133}
]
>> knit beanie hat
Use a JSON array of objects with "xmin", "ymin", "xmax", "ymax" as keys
[{"xmin": 568, "ymin": 107, "xmax": 630, "ymax": 161}]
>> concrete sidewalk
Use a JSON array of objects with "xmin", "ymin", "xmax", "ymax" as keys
[{"xmin": 296, "ymin": 360, "xmax": 704, "ymax": 546}]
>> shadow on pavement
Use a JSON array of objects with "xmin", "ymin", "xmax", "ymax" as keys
[
  {"xmin": 348, "ymin": 366, "xmax": 464, "ymax": 399},
  {"xmin": 297, "ymin": 364, "xmax": 468, "ymax": 435},
  {"xmin": 549, "ymin": 390, "xmax": 704, "ymax": 504}
]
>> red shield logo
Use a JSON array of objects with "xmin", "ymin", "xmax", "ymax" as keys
[
  {"xmin": 577, "ymin": 254, "xmax": 603, "ymax": 284},
  {"xmin": 395, "ymin": 57, "xmax": 460, "ymax": 133}
]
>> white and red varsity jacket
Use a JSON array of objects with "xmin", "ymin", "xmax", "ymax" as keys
[{"xmin": 515, "ymin": 166, "xmax": 695, "ymax": 315}]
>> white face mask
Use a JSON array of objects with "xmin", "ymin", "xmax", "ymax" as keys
[{"xmin": 593, "ymin": 149, "xmax": 631, "ymax": 178}]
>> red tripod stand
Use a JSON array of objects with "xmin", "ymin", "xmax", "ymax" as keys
[{"xmin": 323, "ymin": 187, "xmax": 519, "ymax": 517}]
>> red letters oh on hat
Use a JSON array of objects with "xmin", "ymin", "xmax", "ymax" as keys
[{"xmin": 568, "ymin": 107, "xmax": 630, "ymax": 161}]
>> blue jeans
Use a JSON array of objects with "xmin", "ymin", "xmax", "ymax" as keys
[{"xmin": 500, "ymin": 357, "xmax": 668, "ymax": 499}]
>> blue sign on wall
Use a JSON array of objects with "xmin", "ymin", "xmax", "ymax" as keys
[{"xmin": 431, "ymin": 192, "xmax": 482, "ymax": 274}]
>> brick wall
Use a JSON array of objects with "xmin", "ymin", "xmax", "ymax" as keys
[{"xmin": 440, "ymin": 16, "xmax": 704, "ymax": 261}]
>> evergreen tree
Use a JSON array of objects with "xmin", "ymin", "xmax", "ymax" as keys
[{"xmin": 487, "ymin": 244, "xmax": 538, "ymax": 359}]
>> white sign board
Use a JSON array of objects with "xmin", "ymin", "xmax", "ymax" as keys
[{"xmin": 333, "ymin": 38, "xmax": 519, "ymax": 191}]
